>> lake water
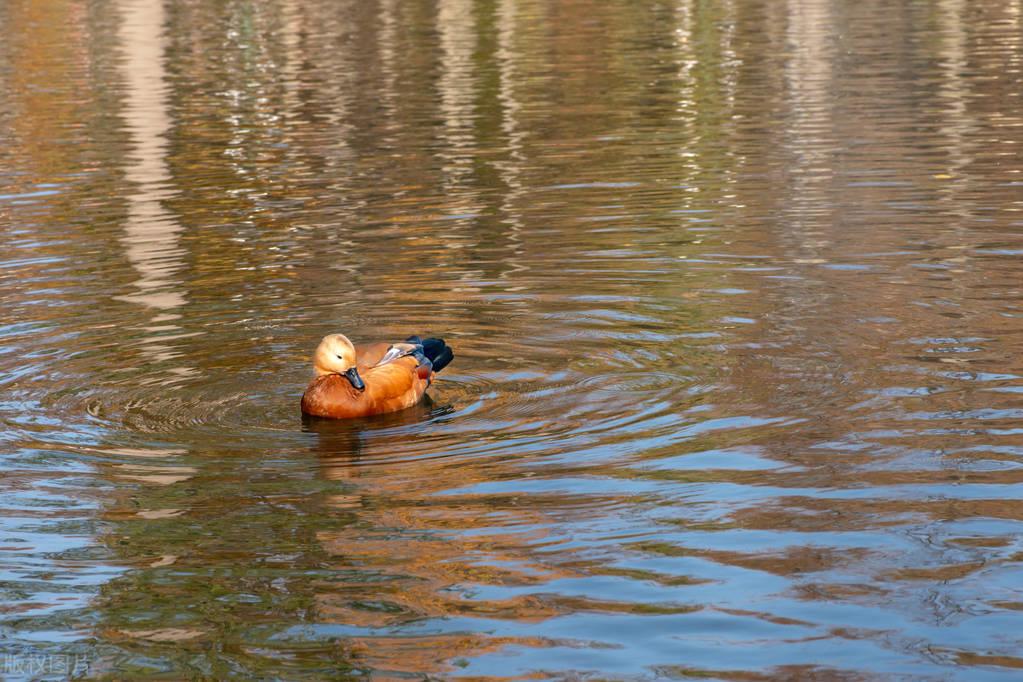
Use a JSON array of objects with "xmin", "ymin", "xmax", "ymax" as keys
[{"xmin": 2, "ymin": 0, "xmax": 1023, "ymax": 679}]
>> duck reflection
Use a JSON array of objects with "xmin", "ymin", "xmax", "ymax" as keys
[
  {"xmin": 301, "ymin": 396, "xmax": 576, "ymax": 675},
  {"xmin": 303, "ymin": 395, "xmax": 441, "ymax": 477}
]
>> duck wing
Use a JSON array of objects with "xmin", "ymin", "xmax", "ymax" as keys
[
  {"xmin": 364, "ymin": 357, "xmax": 425, "ymax": 401},
  {"xmin": 373, "ymin": 342, "xmax": 420, "ymax": 367},
  {"xmin": 355, "ymin": 341, "xmax": 423, "ymax": 369}
]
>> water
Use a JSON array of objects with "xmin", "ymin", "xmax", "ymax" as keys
[{"xmin": 2, "ymin": 0, "xmax": 1023, "ymax": 678}]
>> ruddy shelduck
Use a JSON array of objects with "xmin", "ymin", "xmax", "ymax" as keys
[{"xmin": 301, "ymin": 334, "xmax": 453, "ymax": 419}]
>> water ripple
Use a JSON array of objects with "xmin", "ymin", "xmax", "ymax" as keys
[{"xmin": 2, "ymin": 0, "xmax": 1023, "ymax": 678}]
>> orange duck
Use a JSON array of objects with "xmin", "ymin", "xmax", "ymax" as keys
[{"xmin": 301, "ymin": 334, "xmax": 454, "ymax": 419}]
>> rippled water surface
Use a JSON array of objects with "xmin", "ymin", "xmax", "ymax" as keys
[{"xmin": 2, "ymin": 0, "xmax": 1023, "ymax": 679}]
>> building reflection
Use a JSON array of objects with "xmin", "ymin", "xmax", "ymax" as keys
[{"xmin": 117, "ymin": 0, "xmax": 185, "ymax": 312}]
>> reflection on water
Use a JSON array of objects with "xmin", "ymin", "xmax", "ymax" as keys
[
  {"xmin": 118, "ymin": 0, "xmax": 185, "ymax": 312},
  {"xmin": 2, "ymin": 0, "xmax": 1023, "ymax": 678}
]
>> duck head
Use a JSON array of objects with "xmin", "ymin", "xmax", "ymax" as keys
[{"xmin": 312, "ymin": 334, "xmax": 365, "ymax": 391}]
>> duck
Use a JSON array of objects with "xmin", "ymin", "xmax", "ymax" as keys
[{"xmin": 301, "ymin": 333, "xmax": 454, "ymax": 419}]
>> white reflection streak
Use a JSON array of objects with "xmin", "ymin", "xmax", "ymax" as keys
[
  {"xmin": 438, "ymin": 0, "xmax": 477, "ymax": 189},
  {"xmin": 786, "ymin": 0, "xmax": 832, "ymax": 174},
  {"xmin": 785, "ymin": 0, "xmax": 833, "ymax": 254},
  {"xmin": 672, "ymin": 0, "xmax": 699, "ymax": 181},
  {"xmin": 117, "ymin": 0, "xmax": 185, "ymax": 311},
  {"xmin": 496, "ymin": 0, "xmax": 527, "ymax": 279},
  {"xmin": 936, "ymin": 0, "xmax": 970, "ymax": 197},
  {"xmin": 280, "ymin": 0, "xmax": 303, "ymax": 120},
  {"xmin": 496, "ymin": 0, "xmax": 521, "ymax": 156},
  {"xmin": 379, "ymin": 0, "xmax": 399, "ymax": 117}
]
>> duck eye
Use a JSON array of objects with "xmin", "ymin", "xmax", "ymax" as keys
[{"xmin": 336, "ymin": 353, "xmax": 344, "ymax": 359}]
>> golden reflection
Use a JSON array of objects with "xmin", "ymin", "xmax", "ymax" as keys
[
  {"xmin": 309, "ymin": 419, "xmax": 585, "ymax": 674},
  {"xmin": 1, "ymin": 0, "xmax": 88, "ymax": 182}
]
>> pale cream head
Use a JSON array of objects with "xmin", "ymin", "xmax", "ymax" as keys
[{"xmin": 313, "ymin": 334, "xmax": 358, "ymax": 377}]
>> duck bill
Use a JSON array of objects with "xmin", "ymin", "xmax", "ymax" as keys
[{"xmin": 344, "ymin": 367, "xmax": 365, "ymax": 391}]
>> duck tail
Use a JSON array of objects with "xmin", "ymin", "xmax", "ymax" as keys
[{"xmin": 406, "ymin": 336, "xmax": 454, "ymax": 373}]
